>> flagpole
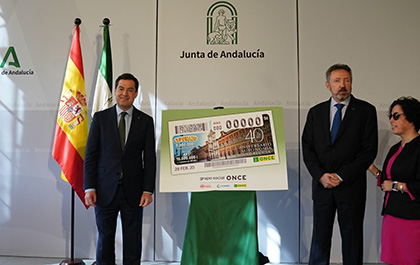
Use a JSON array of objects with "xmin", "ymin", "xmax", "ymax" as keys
[
  {"xmin": 60, "ymin": 188, "xmax": 85, "ymax": 265},
  {"xmin": 91, "ymin": 17, "xmax": 113, "ymax": 118},
  {"xmin": 59, "ymin": 18, "xmax": 86, "ymax": 265}
]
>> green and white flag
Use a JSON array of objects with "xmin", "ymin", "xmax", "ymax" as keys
[{"xmin": 91, "ymin": 23, "xmax": 112, "ymax": 117}]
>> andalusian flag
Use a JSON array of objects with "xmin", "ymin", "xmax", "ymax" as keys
[
  {"xmin": 91, "ymin": 20, "xmax": 113, "ymax": 117},
  {"xmin": 52, "ymin": 23, "xmax": 88, "ymax": 208}
]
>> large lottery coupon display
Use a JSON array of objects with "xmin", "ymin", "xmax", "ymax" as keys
[{"xmin": 160, "ymin": 107, "xmax": 288, "ymax": 192}]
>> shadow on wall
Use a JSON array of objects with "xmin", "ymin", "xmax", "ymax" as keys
[{"xmin": 256, "ymin": 148, "xmax": 300, "ymax": 263}]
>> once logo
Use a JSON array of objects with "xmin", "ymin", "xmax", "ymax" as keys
[
  {"xmin": 207, "ymin": 1, "xmax": 238, "ymax": 45},
  {"xmin": 225, "ymin": 174, "xmax": 246, "ymax": 181}
]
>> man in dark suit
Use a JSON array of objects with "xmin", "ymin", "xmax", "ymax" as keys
[
  {"xmin": 84, "ymin": 73, "xmax": 156, "ymax": 265},
  {"xmin": 302, "ymin": 64, "xmax": 378, "ymax": 265}
]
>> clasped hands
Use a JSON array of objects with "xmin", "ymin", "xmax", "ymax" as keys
[{"xmin": 320, "ymin": 173, "xmax": 341, "ymax": 189}]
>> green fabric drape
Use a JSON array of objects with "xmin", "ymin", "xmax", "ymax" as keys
[{"xmin": 181, "ymin": 191, "xmax": 259, "ymax": 265}]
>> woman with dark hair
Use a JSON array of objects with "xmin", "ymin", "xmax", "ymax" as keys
[{"xmin": 369, "ymin": 96, "xmax": 420, "ymax": 264}]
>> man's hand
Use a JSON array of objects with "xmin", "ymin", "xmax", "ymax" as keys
[
  {"xmin": 139, "ymin": 193, "xmax": 153, "ymax": 207},
  {"xmin": 85, "ymin": 191, "xmax": 97, "ymax": 207},
  {"xmin": 320, "ymin": 173, "xmax": 341, "ymax": 189}
]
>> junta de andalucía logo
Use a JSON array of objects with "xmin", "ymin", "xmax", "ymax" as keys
[
  {"xmin": 207, "ymin": 1, "xmax": 238, "ymax": 45},
  {"xmin": 1, "ymin": 46, "xmax": 34, "ymax": 76}
]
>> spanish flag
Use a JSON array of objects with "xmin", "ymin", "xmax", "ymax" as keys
[{"xmin": 52, "ymin": 23, "xmax": 88, "ymax": 209}]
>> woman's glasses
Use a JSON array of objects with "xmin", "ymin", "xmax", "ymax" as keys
[{"xmin": 388, "ymin": 112, "xmax": 405, "ymax": 121}]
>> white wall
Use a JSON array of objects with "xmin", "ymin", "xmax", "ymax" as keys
[
  {"xmin": 299, "ymin": 0, "xmax": 420, "ymax": 262},
  {"xmin": 155, "ymin": 0, "xmax": 298, "ymax": 262},
  {"xmin": 0, "ymin": 0, "xmax": 157, "ymax": 260},
  {"xmin": 0, "ymin": 0, "xmax": 419, "ymax": 263}
]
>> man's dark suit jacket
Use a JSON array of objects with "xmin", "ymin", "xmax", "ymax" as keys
[
  {"xmin": 84, "ymin": 105, "xmax": 156, "ymax": 208},
  {"xmin": 302, "ymin": 95, "xmax": 378, "ymax": 203}
]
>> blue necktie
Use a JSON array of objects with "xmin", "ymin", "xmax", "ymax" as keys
[{"xmin": 331, "ymin": 103, "xmax": 344, "ymax": 144}]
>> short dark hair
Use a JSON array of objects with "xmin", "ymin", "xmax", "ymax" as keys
[
  {"xmin": 389, "ymin": 96, "xmax": 420, "ymax": 132},
  {"xmin": 325, "ymin": 64, "xmax": 352, "ymax": 82},
  {"xmin": 115, "ymin": 73, "xmax": 139, "ymax": 92}
]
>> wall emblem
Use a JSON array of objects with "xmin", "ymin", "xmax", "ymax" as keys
[
  {"xmin": 207, "ymin": 1, "xmax": 238, "ymax": 45},
  {"xmin": 1, "ymin": 46, "xmax": 20, "ymax": 68},
  {"xmin": 1, "ymin": 46, "xmax": 35, "ymax": 76}
]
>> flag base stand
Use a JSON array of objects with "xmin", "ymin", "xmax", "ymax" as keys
[{"xmin": 60, "ymin": 258, "xmax": 85, "ymax": 265}]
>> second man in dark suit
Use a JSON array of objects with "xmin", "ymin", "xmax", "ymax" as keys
[
  {"xmin": 302, "ymin": 64, "xmax": 378, "ymax": 265},
  {"xmin": 84, "ymin": 73, "xmax": 156, "ymax": 265}
]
